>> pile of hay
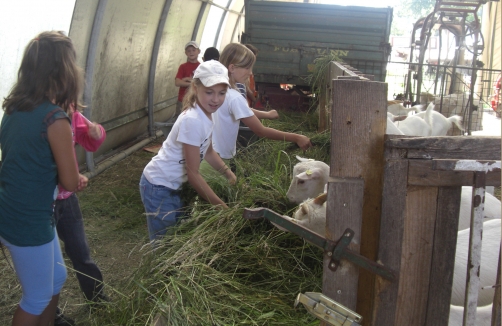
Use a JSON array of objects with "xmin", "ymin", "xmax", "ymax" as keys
[{"xmin": 102, "ymin": 112, "xmax": 331, "ymax": 325}]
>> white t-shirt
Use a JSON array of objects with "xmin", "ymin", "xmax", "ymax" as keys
[
  {"xmin": 143, "ymin": 105, "xmax": 213, "ymax": 190},
  {"xmin": 212, "ymin": 88, "xmax": 254, "ymax": 159}
]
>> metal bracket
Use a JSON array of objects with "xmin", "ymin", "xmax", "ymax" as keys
[
  {"xmin": 294, "ymin": 292, "xmax": 362, "ymax": 326},
  {"xmin": 243, "ymin": 207, "xmax": 396, "ymax": 282}
]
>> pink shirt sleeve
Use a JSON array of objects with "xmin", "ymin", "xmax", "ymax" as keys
[{"xmin": 73, "ymin": 111, "xmax": 106, "ymax": 152}]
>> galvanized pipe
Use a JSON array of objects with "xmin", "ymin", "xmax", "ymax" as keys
[
  {"xmin": 148, "ymin": 0, "xmax": 173, "ymax": 137},
  {"xmin": 83, "ymin": 0, "xmax": 108, "ymax": 172},
  {"xmin": 83, "ymin": 130, "xmax": 163, "ymax": 179}
]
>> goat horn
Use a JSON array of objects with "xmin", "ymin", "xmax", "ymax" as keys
[{"xmin": 313, "ymin": 192, "xmax": 328, "ymax": 205}]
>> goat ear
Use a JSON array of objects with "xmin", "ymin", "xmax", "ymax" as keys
[
  {"xmin": 308, "ymin": 168, "xmax": 323, "ymax": 180},
  {"xmin": 300, "ymin": 203, "xmax": 309, "ymax": 216},
  {"xmin": 296, "ymin": 171, "xmax": 309, "ymax": 181},
  {"xmin": 313, "ymin": 192, "xmax": 328, "ymax": 205}
]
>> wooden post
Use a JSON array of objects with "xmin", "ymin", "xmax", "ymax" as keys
[
  {"xmin": 324, "ymin": 78, "xmax": 387, "ymax": 326},
  {"xmin": 425, "ymin": 187, "xmax": 462, "ymax": 325},
  {"xmin": 318, "ymin": 85, "xmax": 328, "ymax": 132},
  {"xmin": 372, "ymin": 138, "xmax": 409, "ymax": 325}
]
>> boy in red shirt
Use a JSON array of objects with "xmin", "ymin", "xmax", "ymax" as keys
[{"xmin": 173, "ymin": 41, "xmax": 201, "ymax": 120}]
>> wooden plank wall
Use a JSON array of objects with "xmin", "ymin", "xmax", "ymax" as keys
[{"xmin": 372, "ymin": 136, "xmax": 501, "ymax": 325}]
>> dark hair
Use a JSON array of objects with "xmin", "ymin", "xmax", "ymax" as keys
[
  {"xmin": 2, "ymin": 31, "xmax": 84, "ymax": 114},
  {"xmin": 244, "ymin": 44, "xmax": 259, "ymax": 56},
  {"xmin": 203, "ymin": 47, "xmax": 220, "ymax": 62}
]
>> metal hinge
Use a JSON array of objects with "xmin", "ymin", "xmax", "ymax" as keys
[{"xmin": 295, "ymin": 292, "xmax": 362, "ymax": 326}]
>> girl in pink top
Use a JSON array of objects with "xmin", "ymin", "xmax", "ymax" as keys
[{"xmin": 53, "ymin": 104, "xmax": 108, "ymax": 323}]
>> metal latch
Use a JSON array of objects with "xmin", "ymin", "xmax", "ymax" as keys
[
  {"xmin": 243, "ymin": 207, "xmax": 396, "ymax": 282},
  {"xmin": 295, "ymin": 292, "xmax": 362, "ymax": 326}
]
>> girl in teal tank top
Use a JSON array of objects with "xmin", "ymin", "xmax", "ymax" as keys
[{"xmin": 0, "ymin": 31, "xmax": 83, "ymax": 325}]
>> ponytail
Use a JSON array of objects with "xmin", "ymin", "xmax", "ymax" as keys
[{"xmin": 181, "ymin": 79, "xmax": 202, "ymax": 111}]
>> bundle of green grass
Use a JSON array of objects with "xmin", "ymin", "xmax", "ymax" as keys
[{"xmin": 108, "ymin": 112, "xmax": 331, "ymax": 325}]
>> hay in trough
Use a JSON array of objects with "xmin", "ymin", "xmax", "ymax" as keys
[{"xmin": 104, "ymin": 111, "xmax": 330, "ymax": 325}]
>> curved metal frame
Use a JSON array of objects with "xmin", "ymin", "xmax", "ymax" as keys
[
  {"xmin": 147, "ymin": 0, "xmax": 174, "ymax": 137},
  {"xmin": 405, "ymin": 0, "xmax": 486, "ymax": 134},
  {"xmin": 83, "ymin": 0, "xmax": 108, "ymax": 172}
]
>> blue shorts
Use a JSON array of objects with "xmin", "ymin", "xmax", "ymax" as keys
[
  {"xmin": 139, "ymin": 173, "xmax": 184, "ymax": 242},
  {"xmin": 0, "ymin": 230, "xmax": 67, "ymax": 315}
]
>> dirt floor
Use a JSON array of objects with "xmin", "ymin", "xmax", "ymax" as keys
[{"xmin": 0, "ymin": 139, "xmax": 161, "ymax": 326}]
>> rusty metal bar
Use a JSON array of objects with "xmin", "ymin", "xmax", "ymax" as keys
[
  {"xmin": 242, "ymin": 208, "xmax": 396, "ymax": 282},
  {"xmin": 463, "ymin": 172, "xmax": 486, "ymax": 326}
]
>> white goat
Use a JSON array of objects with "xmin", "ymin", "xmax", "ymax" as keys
[
  {"xmin": 273, "ymin": 193, "xmax": 327, "ymax": 235},
  {"xmin": 386, "ymin": 115, "xmax": 405, "ymax": 135},
  {"xmin": 388, "ymin": 103, "xmax": 463, "ymax": 136},
  {"xmin": 449, "ymin": 303, "xmax": 494, "ymax": 326},
  {"xmin": 391, "ymin": 104, "xmax": 433, "ymax": 136},
  {"xmin": 387, "ymin": 100, "xmax": 423, "ymax": 116},
  {"xmin": 451, "ymin": 219, "xmax": 500, "ymax": 307},
  {"xmin": 287, "ymin": 157, "xmax": 500, "ymax": 231},
  {"xmin": 414, "ymin": 103, "xmax": 464, "ymax": 136},
  {"xmin": 286, "ymin": 156, "xmax": 329, "ymax": 204},
  {"xmin": 457, "ymin": 187, "xmax": 501, "ymax": 231}
]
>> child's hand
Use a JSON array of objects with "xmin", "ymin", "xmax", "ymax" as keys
[
  {"xmin": 266, "ymin": 110, "xmax": 279, "ymax": 120},
  {"xmin": 84, "ymin": 118, "xmax": 103, "ymax": 140},
  {"xmin": 76, "ymin": 174, "xmax": 88, "ymax": 192},
  {"xmin": 227, "ymin": 170, "xmax": 237, "ymax": 185},
  {"xmin": 297, "ymin": 135, "xmax": 312, "ymax": 151},
  {"xmin": 182, "ymin": 77, "xmax": 192, "ymax": 83}
]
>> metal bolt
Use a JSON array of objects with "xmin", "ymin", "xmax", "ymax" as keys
[
  {"xmin": 330, "ymin": 263, "xmax": 336, "ymax": 268},
  {"xmin": 337, "ymin": 290, "xmax": 342, "ymax": 294},
  {"xmin": 343, "ymin": 203, "xmax": 347, "ymax": 207},
  {"xmin": 326, "ymin": 311, "xmax": 331, "ymax": 315},
  {"xmin": 327, "ymin": 252, "xmax": 332, "ymax": 257},
  {"xmin": 345, "ymin": 232, "xmax": 351, "ymax": 237}
]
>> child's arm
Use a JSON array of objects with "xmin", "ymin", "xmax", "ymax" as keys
[
  {"xmin": 252, "ymin": 108, "xmax": 279, "ymax": 120},
  {"xmin": 241, "ymin": 115, "xmax": 312, "ymax": 150},
  {"xmin": 48, "ymin": 119, "xmax": 79, "ymax": 192},
  {"xmin": 74, "ymin": 112, "xmax": 106, "ymax": 152},
  {"xmin": 183, "ymin": 143, "xmax": 229, "ymax": 208},
  {"xmin": 204, "ymin": 144, "xmax": 237, "ymax": 185},
  {"xmin": 175, "ymin": 77, "xmax": 192, "ymax": 87}
]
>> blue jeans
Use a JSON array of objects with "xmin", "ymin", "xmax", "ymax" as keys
[
  {"xmin": 139, "ymin": 173, "xmax": 183, "ymax": 242},
  {"xmin": 54, "ymin": 193, "xmax": 104, "ymax": 302},
  {"xmin": 0, "ymin": 230, "xmax": 66, "ymax": 315}
]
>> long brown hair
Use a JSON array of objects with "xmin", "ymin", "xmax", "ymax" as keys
[
  {"xmin": 219, "ymin": 43, "xmax": 256, "ymax": 88},
  {"xmin": 2, "ymin": 31, "xmax": 84, "ymax": 114}
]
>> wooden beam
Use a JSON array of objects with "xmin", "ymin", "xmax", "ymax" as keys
[
  {"xmin": 385, "ymin": 136, "xmax": 501, "ymax": 160},
  {"xmin": 407, "ymin": 160, "xmax": 501, "ymax": 187}
]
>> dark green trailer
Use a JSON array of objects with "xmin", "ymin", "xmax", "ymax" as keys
[{"xmin": 241, "ymin": 0, "xmax": 393, "ymax": 109}]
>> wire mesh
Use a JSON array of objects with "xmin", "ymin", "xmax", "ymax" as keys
[{"xmin": 347, "ymin": 59, "xmax": 500, "ymax": 133}]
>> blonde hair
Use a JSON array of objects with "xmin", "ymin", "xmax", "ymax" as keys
[
  {"xmin": 182, "ymin": 79, "xmax": 229, "ymax": 111},
  {"xmin": 182, "ymin": 79, "xmax": 202, "ymax": 111},
  {"xmin": 219, "ymin": 43, "xmax": 256, "ymax": 88}
]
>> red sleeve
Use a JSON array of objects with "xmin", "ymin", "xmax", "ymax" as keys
[
  {"xmin": 176, "ymin": 63, "xmax": 186, "ymax": 79},
  {"xmin": 73, "ymin": 111, "xmax": 106, "ymax": 152}
]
